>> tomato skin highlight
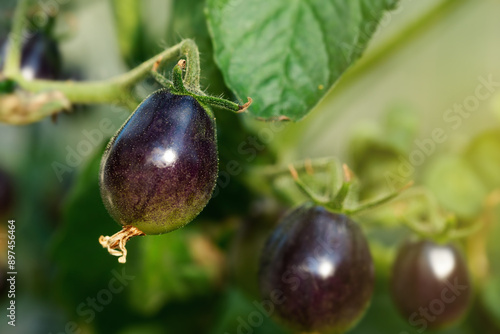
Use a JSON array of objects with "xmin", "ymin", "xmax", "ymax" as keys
[
  {"xmin": 259, "ymin": 203, "xmax": 374, "ymax": 333},
  {"xmin": 99, "ymin": 89, "xmax": 218, "ymax": 235},
  {"xmin": 391, "ymin": 240, "xmax": 472, "ymax": 330}
]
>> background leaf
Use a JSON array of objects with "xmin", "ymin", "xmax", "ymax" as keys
[
  {"xmin": 206, "ymin": 0, "xmax": 398, "ymax": 121},
  {"xmin": 465, "ymin": 130, "xmax": 500, "ymax": 190},
  {"xmin": 209, "ymin": 288, "xmax": 289, "ymax": 334},
  {"xmin": 1, "ymin": 1, "xmax": 500, "ymax": 333},
  {"xmin": 51, "ymin": 143, "xmax": 121, "ymax": 306},
  {"xmin": 127, "ymin": 228, "xmax": 226, "ymax": 315},
  {"xmin": 423, "ymin": 154, "xmax": 487, "ymax": 219}
]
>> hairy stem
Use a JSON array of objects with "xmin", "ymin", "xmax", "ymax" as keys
[
  {"xmin": 0, "ymin": 36, "xmax": 203, "ymax": 124},
  {"xmin": 181, "ymin": 39, "xmax": 201, "ymax": 91}
]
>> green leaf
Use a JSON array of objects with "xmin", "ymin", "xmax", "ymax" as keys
[
  {"xmin": 50, "ymin": 143, "xmax": 123, "ymax": 305},
  {"xmin": 112, "ymin": 0, "xmax": 144, "ymax": 66},
  {"xmin": 167, "ymin": 0, "xmax": 229, "ymax": 96},
  {"xmin": 465, "ymin": 129, "xmax": 500, "ymax": 190},
  {"xmin": 127, "ymin": 227, "xmax": 225, "ymax": 315},
  {"xmin": 383, "ymin": 104, "xmax": 419, "ymax": 154},
  {"xmin": 482, "ymin": 206, "xmax": 500, "ymax": 328},
  {"xmin": 349, "ymin": 104, "xmax": 418, "ymax": 197},
  {"xmin": 481, "ymin": 278, "xmax": 500, "ymax": 329},
  {"xmin": 209, "ymin": 288, "xmax": 289, "ymax": 334},
  {"xmin": 423, "ymin": 154, "xmax": 487, "ymax": 219},
  {"xmin": 206, "ymin": 0, "xmax": 398, "ymax": 121}
]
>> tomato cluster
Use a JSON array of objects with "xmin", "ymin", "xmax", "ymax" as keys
[{"xmin": 257, "ymin": 203, "xmax": 472, "ymax": 333}]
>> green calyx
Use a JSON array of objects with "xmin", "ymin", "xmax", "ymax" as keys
[
  {"xmin": 151, "ymin": 58, "xmax": 252, "ymax": 116},
  {"xmin": 389, "ymin": 187, "xmax": 482, "ymax": 244},
  {"xmin": 284, "ymin": 158, "xmax": 480, "ymax": 243},
  {"xmin": 286, "ymin": 158, "xmax": 410, "ymax": 216}
]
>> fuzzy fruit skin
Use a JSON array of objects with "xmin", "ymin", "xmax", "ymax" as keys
[
  {"xmin": 99, "ymin": 89, "xmax": 218, "ymax": 235},
  {"xmin": 259, "ymin": 203, "xmax": 374, "ymax": 333},
  {"xmin": 391, "ymin": 240, "xmax": 471, "ymax": 330}
]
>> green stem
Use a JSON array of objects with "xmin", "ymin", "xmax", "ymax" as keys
[
  {"xmin": 151, "ymin": 70, "xmax": 175, "ymax": 92},
  {"xmin": 1, "ymin": 36, "xmax": 199, "ymax": 123},
  {"xmin": 172, "ymin": 62, "xmax": 189, "ymax": 94},
  {"xmin": 196, "ymin": 95, "xmax": 242, "ymax": 112},
  {"xmin": 4, "ymin": 0, "xmax": 198, "ymax": 105},
  {"xmin": 181, "ymin": 39, "xmax": 201, "ymax": 91},
  {"xmin": 3, "ymin": 0, "xmax": 30, "ymax": 78},
  {"xmin": 255, "ymin": 157, "xmax": 340, "ymax": 179},
  {"xmin": 13, "ymin": 42, "xmax": 185, "ymax": 104},
  {"xmin": 15, "ymin": 78, "xmax": 127, "ymax": 103},
  {"xmin": 345, "ymin": 190, "xmax": 400, "ymax": 215},
  {"xmin": 292, "ymin": 175, "xmax": 330, "ymax": 206},
  {"xmin": 326, "ymin": 159, "xmax": 342, "ymax": 200},
  {"xmin": 330, "ymin": 182, "xmax": 351, "ymax": 210}
]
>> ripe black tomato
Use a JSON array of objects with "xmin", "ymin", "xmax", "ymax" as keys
[
  {"xmin": 99, "ymin": 89, "xmax": 218, "ymax": 235},
  {"xmin": 390, "ymin": 239, "xmax": 472, "ymax": 330},
  {"xmin": 259, "ymin": 203, "xmax": 374, "ymax": 333}
]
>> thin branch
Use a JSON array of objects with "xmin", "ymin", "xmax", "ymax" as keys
[
  {"xmin": 1, "ymin": 39, "xmax": 199, "ymax": 124},
  {"xmin": 12, "ymin": 41, "xmax": 187, "ymax": 103}
]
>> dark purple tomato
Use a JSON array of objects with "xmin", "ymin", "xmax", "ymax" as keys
[
  {"xmin": 259, "ymin": 203, "xmax": 374, "ymax": 333},
  {"xmin": 0, "ymin": 32, "xmax": 60, "ymax": 80},
  {"xmin": 99, "ymin": 89, "xmax": 218, "ymax": 235},
  {"xmin": 0, "ymin": 167, "xmax": 14, "ymax": 218},
  {"xmin": 391, "ymin": 240, "xmax": 471, "ymax": 331}
]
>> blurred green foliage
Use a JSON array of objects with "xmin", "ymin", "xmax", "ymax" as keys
[{"xmin": 0, "ymin": 0, "xmax": 500, "ymax": 334}]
